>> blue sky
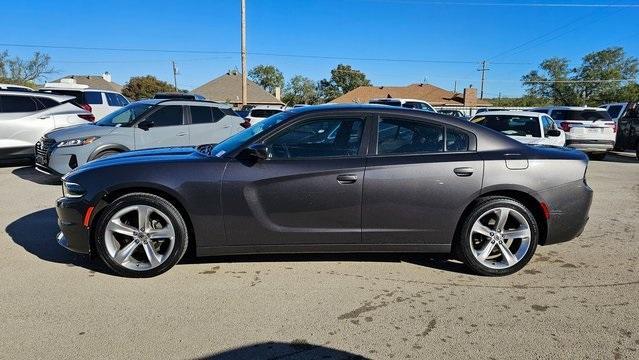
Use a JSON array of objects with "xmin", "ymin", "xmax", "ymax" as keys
[{"xmin": 1, "ymin": 0, "xmax": 638, "ymax": 97}]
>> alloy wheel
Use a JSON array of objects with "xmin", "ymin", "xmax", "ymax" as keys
[
  {"xmin": 104, "ymin": 205, "xmax": 176, "ymax": 271},
  {"xmin": 469, "ymin": 207, "xmax": 532, "ymax": 269}
]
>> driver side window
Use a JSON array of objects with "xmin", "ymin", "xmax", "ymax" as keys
[{"xmin": 266, "ymin": 117, "xmax": 364, "ymax": 159}]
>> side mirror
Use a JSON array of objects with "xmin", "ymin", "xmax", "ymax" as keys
[
  {"xmin": 240, "ymin": 143, "xmax": 269, "ymax": 161},
  {"xmin": 138, "ymin": 120, "xmax": 154, "ymax": 131},
  {"xmin": 546, "ymin": 129, "xmax": 561, "ymax": 137}
]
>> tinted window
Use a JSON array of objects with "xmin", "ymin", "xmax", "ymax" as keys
[
  {"xmin": 403, "ymin": 102, "xmax": 422, "ymax": 109},
  {"xmin": 472, "ymin": 115, "xmax": 541, "ymax": 137},
  {"xmin": 35, "ymin": 97, "xmax": 59, "ymax": 109},
  {"xmin": 105, "ymin": 92, "xmax": 128, "ymax": 106},
  {"xmin": 85, "ymin": 91, "xmax": 103, "ymax": 104},
  {"xmin": 250, "ymin": 109, "xmax": 281, "ymax": 118},
  {"xmin": 190, "ymin": 106, "xmax": 213, "ymax": 124},
  {"xmin": 606, "ymin": 105, "xmax": 623, "ymax": 118},
  {"xmin": 147, "ymin": 105, "xmax": 183, "ymax": 127},
  {"xmin": 267, "ymin": 118, "xmax": 364, "ymax": 159},
  {"xmin": 550, "ymin": 110, "xmax": 611, "ymax": 121},
  {"xmin": 377, "ymin": 118, "xmax": 444, "ymax": 155},
  {"xmin": 39, "ymin": 90, "xmax": 83, "ymax": 104},
  {"xmin": 0, "ymin": 95, "xmax": 39, "ymax": 112},
  {"xmin": 530, "ymin": 109, "xmax": 548, "ymax": 114},
  {"xmin": 370, "ymin": 100, "xmax": 402, "ymax": 107},
  {"xmin": 446, "ymin": 127, "xmax": 470, "ymax": 151}
]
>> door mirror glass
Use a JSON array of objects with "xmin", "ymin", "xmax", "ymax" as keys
[
  {"xmin": 546, "ymin": 129, "xmax": 561, "ymax": 137},
  {"xmin": 138, "ymin": 120, "xmax": 155, "ymax": 131}
]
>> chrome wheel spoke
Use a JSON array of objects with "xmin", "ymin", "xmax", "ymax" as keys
[
  {"xmin": 476, "ymin": 241, "xmax": 497, "ymax": 261},
  {"xmin": 495, "ymin": 208, "xmax": 509, "ymax": 231},
  {"xmin": 503, "ymin": 228, "xmax": 530, "ymax": 240},
  {"xmin": 142, "ymin": 241, "xmax": 162, "ymax": 267},
  {"xmin": 497, "ymin": 241, "xmax": 518, "ymax": 266},
  {"xmin": 472, "ymin": 223, "xmax": 493, "ymax": 237},
  {"xmin": 113, "ymin": 240, "xmax": 140, "ymax": 264},
  {"xmin": 107, "ymin": 219, "xmax": 137, "ymax": 237},
  {"xmin": 137, "ymin": 205, "xmax": 152, "ymax": 232},
  {"xmin": 148, "ymin": 226, "xmax": 175, "ymax": 240}
]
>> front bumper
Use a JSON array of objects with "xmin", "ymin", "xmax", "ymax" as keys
[
  {"xmin": 56, "ymin": 196, "xmax": 92, "ymax": 254},
  {"xmin": 539, "ymin": 179, "xmax": 593, "ymax": 245},
  {"xmin": 566, "ymin": 140, "xmax": 615, "ymax": 153}
]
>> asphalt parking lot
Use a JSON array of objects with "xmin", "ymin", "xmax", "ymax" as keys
[{"xmin": 1, "ymin": 153, "xmax": 638, "ymax": 360}]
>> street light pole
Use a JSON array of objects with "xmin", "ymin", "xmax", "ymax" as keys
[{"xmin": 241, "ymin": 0, "xmax": 247, "ymax": 106}]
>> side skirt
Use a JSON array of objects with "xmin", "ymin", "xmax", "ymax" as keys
[{"xmin": 196, "ymin": 243, "xmax": 451, "ymax": 257}]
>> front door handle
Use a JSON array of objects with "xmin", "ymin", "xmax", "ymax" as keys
[
  {"xmin": 337, "ymin": 174, "xmax": 358, "ymax": 184},
  {"xmin": 177, "ymin": 132, "xmax": 187, "ymax": 137},
  {"xmin": 453, "ymin": 167, "xmax": 474, "ymax": 177}
]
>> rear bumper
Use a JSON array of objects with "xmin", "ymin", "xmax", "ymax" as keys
[
  {"xmin": 566, "ymin": 140, "xmax": 614, "ymax": 153},
  {"xmin": 539, "ymin": 180, "xmax": 593, "ymax": 245},
  {"xmin": 56, "ymin": 196, "xmax": 92, "ymax": 254}
]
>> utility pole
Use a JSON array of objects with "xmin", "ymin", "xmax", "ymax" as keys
[
  {"xmin": 477, "ymin": 60, "xmax": 490, "ymax": 100},
  {"xmin": 172, "ymin": 61, "xmax": 178, "ymax": 91},
  {"xmin": 240, "ymin": 0, "xmax": 247, "ymax": 106}
]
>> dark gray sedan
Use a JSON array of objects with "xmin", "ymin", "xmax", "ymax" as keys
[{"xmin": 56, "ymin": 105, "xmax": 593, "ymax": 277}]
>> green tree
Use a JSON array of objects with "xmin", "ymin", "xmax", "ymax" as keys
[
  {"xmin": 248, "ymin": 65, "xmax": 284, "ymax": 95},
  {"xmin": 0, "ymin": 50, "xmax": 54, "ymax": 86},
  {"xmin": 122, "ymin": 75, "xmax": 175, "ymax": 100},
  {"xmin": 319, "ymin": 64, "xmax": 371, "ymax": 101},
  {"xmin": 522, "ymin": 47, "xmax": 638, "ymax": 106},
  {"xmin": 282, "ymin": 75, "xmax": 320, "ymax": 105}
]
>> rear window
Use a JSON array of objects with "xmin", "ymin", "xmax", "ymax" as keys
[
  {"xmin": 0, "ymin": 95, "xmax": 40, "ymax": 112},
  {"xmin": 370, "ymin": 100, "xmax": 402, "ymax": 107},
  {"xmin": 550, "ymin": 110, "xmax": 611, "ymax": 121},
  {"xmin": 105, "ymin": 92, "xmax": 128, "ymax": 106},
  {"xmin": 472, "ymin": 115, "xmax": 541, "ymax": 137},
  {"xmin": 605, "ymin": 105, "xmax": 623, "ymax": 119},
  {"xmin": 250, "ymin": 109, "xmax": 281, "ymax": 118}
]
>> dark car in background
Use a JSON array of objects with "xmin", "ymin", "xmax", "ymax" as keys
[
  {"xmin": 56, "ymin": 105, "xmax": 593, "ymax": 277},
  {"xmin": 153, "ymin": 92, "xmax": 206, "ymax": 101},
  {"xmin": 615, "ymin": 102, "xmax": 639, "ymax": 159}
]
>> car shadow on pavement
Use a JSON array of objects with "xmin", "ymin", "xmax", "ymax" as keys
[
  {"xmin": 599, "ymin": 152, "xmax": 638, "ymax": 163},
  {"xmin": 196, "ymin": 341, "xmax": 369, "ymax": 360},
  {"xmin": 6, "ymin": 208, "xmax": 106, "ymax": 273},
  {"xmin": 12, "ymin": 166, "xmax": 61, "ymax": 185},
  {"xmin": 182, "ymin": 251, "xmax": 474, "ymax": 275}
]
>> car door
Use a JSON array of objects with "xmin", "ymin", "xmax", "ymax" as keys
[
  {"xmin": 0, "ymin": 95, "xmax": 54, "ymax": 154},
  {"xmin": 220, "ymin": 114, "xmax": 370, "ymax": 246},
  {"xmin": 362, "ymin": 115, "xmax": 483, "ymax": 245},
  {"xmin": 187, "ymin": 105, "xmax": 238, "ymax": 145},
  {"xmin": 134, "ymin": 105, "xmax": 189, "ymax": 149}
]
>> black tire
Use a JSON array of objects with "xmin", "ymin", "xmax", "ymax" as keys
[
  {"xmin": 588, "ymin": 152, "xmax": 606, "ymax": 161},
  {"xmin": 93, "ymin": 150, "xmax": 120, "ymax": 160},
  {"xmin": 94, "ymin": 193, "xmax": 188, "ymax": 278},
  {"xmin": 635, "ymin": 142, "xmax": 639, "ymax": 161},
  {"xmin": 456, "ymin": 197, "xmax": 539, "ymax": 276}
]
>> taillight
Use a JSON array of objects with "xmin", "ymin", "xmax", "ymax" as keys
[
  {"xmin": 81, "ymin": 104, "xmax": 92, "ymax": 113},
  {"xmin": 607, "ymin": 122, "xmax": 617, "ymax": 133},
  {"xmin": 560, "ymin": 122, "xmax": 582, "ymax": 132},
  {"xmin": 240, "ymin": 118, "xmax": 251, "ymax": 129},
  {"xmin": 79, "ymin": 114, "xmax": 95, "ymax": 122}
]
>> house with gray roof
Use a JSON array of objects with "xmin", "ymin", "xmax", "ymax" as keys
[
  {"xmin": 51, "ymin": 72, "xmax": 123, "ymax": 92},
  {"xmin": 192, "ymin": 70, "xmax": 283, "ymax": 107}
]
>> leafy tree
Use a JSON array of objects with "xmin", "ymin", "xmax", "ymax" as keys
[
  {"xmin": 522, "ymin": 47, "xmax": 638, "ymax": 106},
  {"xmin": 122, "ymin": 75, "xmax": 175, "ymax": 100},
  {"xmin": 0, "ymin": 50, "xmax": 54, "ymax": 85},
  {"xmin": 319, "ymin": 64, "xmax": 371, "ymax": 101},
  {"xmin": 248, "ymin": 65, "xmax": 284, "ymax": 95},
  {"xmin": 282, "ymin": 75, "xmax": 320, "ymax": 105},
  {"xmin": 488, "ymin": 95, "xmax": 551, "ymax": 108}
]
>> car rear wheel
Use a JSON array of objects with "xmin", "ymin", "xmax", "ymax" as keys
[
  {"xmin": 94, "ymin": 193, "xmax": 188, "ymax": 277},
  {"xmin": 456, "ymin": 197, "xmax": 538, "ymax": 276}
]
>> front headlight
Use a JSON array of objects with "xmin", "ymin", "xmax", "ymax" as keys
[
  {"xmin": 57, "ymin": 136, "xmax": 100, "ymax": 148},
  {"xmin": 62, "ymin": 181, "xmax": 85, "ymax": 198}
]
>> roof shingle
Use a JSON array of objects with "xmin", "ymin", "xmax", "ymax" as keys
[
  {"xmin": 51, "ymin": 75, "xmax": 123, "ymax": 92},
  {"xmin": 331, "ymin": 83, "xmax": 492, "ymax": 106},
  {"xmin": 192, "ymin": 72, "xmax": 283, "ymax": 106}
]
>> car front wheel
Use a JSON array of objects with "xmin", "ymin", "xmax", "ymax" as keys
[
  {"xmin": 94, "ymin": 193, "xmax": 188, "ymax": 277},
  {"xmin": 456, "ymin": 197, "xmax": 539, "ymax": 276}
]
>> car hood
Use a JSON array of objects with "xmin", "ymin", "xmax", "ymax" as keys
[{"xmin": 45, "ymin": 123, "xmax": 116, "ymax": 141}]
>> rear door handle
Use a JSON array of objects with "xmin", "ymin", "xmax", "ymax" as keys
[
  {"xmin": 453, "ymin": 167, "xmax": 474, "ymax": 177},
  {"xmin": 177, "ymin": 132, "xmax": 187, "ymax": 137},
  {"xmin": 337, "ymin": 174, "xmax": 358, "ymax": 184}
]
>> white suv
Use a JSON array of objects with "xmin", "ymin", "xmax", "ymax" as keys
[
  {"xmin": 531, "ymin": 106, "xmax": 616, "ymax": 159},
  {"xmin": 39, "ymin": 80, "xmax": 129, "ymax": 121},
  {"xmin": 369, "ymin": 98, "xmax": 437, "ymax": 112},
  {"xmin": 0, "ymin": 91, "xmax": 91, "ymax": 161}
]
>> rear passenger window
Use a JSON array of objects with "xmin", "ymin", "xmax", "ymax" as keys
[
  {"xmin": 84, "ymin": 91, "xmax": 103, "ymax": 104},
  {"xmin": 446, "ymin": 127, "xmax": 469, "ymax": 152},
  {"xmin": 190, "ymin": 106, "xmax": 213, "ymax": 124},
  {"xmin": 147, "ymin": 105, "xmax": 183, "ymax": 127},
  {"xmin": 377, "ymin": 118, "xmax": 444, "ymax": 155},
  {"xmin": 105, "ymin": 92, "xmax": 128, "ymax": 106},
  {"xmin": 35, "ymin": 97, "xmax": 59, "ymax": 109},
  {"xmin": 0, "ymin": 95, "xmax": 39, "ymax": 112}
]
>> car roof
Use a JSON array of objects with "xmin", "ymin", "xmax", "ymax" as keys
[
  {"xmin": 369, "ymin": 98, "xmax": 431, "ymax": 103},
  {"xmin": 38, "ymin": 87, "xmax": 121, "ymax": 94},
  {"xmin": 135, "ymin": 98, "xmax": 231, "ymax": 108},
  {"xmin": 472, "ymin": 110, "xmax": 543, "ymax": 117},
  {"xmin": 532, "ymin": 106, "xmax": 607, "ymax": 111},
  {"xmin": 0, "ymin": 90, "xmax": 74, "ymax": 102}
]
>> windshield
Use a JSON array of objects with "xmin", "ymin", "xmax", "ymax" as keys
[
  {"xmin": 210, "ymin": 111, "xmax": 293, "ymax": 157},
  {"xmin": 472, "ymin": 115, "xmax": 541, "ymax": 137},
  {"xmin": 96, "ymin": 102, "xmax": 154, "ymax": 127}
]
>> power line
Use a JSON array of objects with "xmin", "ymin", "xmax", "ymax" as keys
[
  {"xmin": 353, "ymin": 0, "xmax": 639, "ymax": 8},
  {"xmin": 0, "ymin": 42, "xmax": 530, "ymax": 65}
]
